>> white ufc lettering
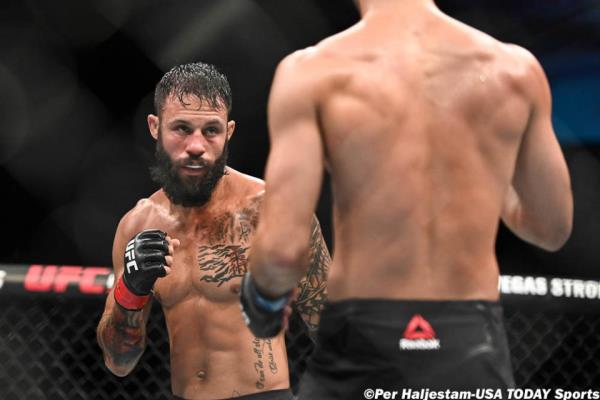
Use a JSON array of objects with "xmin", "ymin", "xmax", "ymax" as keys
[
  {"xmin": 125, "ymin": 240, "xmax": 135, "ymax": 262},
  {"xmin": 126, "ymin": 261, "xmax": 138, "ymax": 274},
  {"xmin": 125, "ymin": 240, "xmax": 137, "ymax": 274},
  {"xmin": 125, "ymin": 239, "xmax": 138, "ymax": 274}
]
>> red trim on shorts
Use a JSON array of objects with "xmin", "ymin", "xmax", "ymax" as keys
[{"xmin": 114, "ymin": 277, "xmax": 150, "ymax": 310}]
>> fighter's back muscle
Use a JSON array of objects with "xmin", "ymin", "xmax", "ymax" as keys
[{"xmin": 303, "ymin": 14, "xmax": 534, "ymax": 299}]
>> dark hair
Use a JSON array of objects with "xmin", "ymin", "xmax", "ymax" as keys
[{"xmin": 154, "ymin": 62, "xmax": 232, "ymax": 116}]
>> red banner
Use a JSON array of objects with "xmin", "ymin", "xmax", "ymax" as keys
[{"xmin": 0, "ymin": 264, "xmax": 113, "ymax": 297}]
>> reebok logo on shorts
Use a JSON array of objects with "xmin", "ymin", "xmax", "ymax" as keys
[{"xmin": 399, "ymin": 314, "xmax": 441, "ymax": 350}]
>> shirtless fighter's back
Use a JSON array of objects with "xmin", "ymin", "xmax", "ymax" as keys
[
  {"xmin": 242, "ymin": 0, "xmax": 573, "ymax": 395},
  {"xmin": 97, "ymin": 63, "xmax": 329, "ymax": 400}
]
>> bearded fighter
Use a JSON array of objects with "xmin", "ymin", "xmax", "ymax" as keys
[{"xmin": 97, "ymin": 62, "xmax": 330, "ymax": 400}]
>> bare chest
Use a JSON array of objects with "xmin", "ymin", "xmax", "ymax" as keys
[{"xmin": 154, "ymin": 206, "xmax": 259, "ymax": 307}]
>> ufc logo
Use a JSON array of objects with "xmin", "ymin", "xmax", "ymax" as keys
[{"xmin": 125, "ymin": 240, "xmax": 138, "ymax": 274}]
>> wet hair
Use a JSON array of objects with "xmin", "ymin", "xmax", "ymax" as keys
[{"xmin": 154, "ymin": 62, "xmax": 232, "ymax": 116}]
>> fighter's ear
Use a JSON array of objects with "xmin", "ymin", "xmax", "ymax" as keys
[
  {"xmin": 227, "ymin": 120, "xmax": 236, "ymax": 141},
  {"xmin": 148, "ymin": 114, "xmax": 159, "ymax": 140}
]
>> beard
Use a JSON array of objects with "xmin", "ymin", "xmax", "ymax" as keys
[{"xmin": 150, "ymin": 135, "xmax": 228, "ymax": 207}]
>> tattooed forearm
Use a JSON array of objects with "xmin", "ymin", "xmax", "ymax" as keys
[
  {"xmin": 295, "ymin": 217, "xmax": 331, "ymax": 336},
  {"xmin": 97, "ymin": 305, "xmax": 147, "ymax": 375}
]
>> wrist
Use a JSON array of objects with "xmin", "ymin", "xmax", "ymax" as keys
[
  {"xmin": 253, "ymin": 287, "xmax": 290, "ymax": 312},
  {"xmin": 114, "ymin": 276, "xmax": 151, "ymax": 311},
  {"xmin": 245, "ymin": 272, "xmax": 291, "ymax": 312}
]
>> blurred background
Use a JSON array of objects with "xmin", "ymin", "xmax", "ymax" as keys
[{"xmin": 1, "ymin": 0, "xmax": 599, "ymax": 277}]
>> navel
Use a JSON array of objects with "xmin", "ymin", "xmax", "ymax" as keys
[{"xmin": 196, "ymin": 370, "xmax": 207, "ymax": 380}]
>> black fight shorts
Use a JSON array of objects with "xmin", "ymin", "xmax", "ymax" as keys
[
  {"xmin": 173, "ymin": 388, "xmax": 294, "ymax": 400},
  {"xmin": 298, "ymin": 300, "xmax": 515, "ymax": 399}
]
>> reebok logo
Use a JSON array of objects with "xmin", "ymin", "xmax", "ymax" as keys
[{"xmin": 399, "ymin": 314, "xmax": 441, "ymax": 350}]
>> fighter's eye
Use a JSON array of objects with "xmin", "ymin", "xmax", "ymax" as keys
[
  {"xmin": 176, "ymin": 125, "xmax": 192, "ymax": 134},
  {"xmin": 204, "ymin": 126, "xmax": 220, "ymax": 136}
]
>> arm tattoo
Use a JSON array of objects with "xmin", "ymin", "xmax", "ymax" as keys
[
  {"xmin": 98, "ymin": 304, "xmax": 147, "ymax": 370},
  {"xmin": 294, "ymin": 217, "xmax": 331, "ymax": 338}
]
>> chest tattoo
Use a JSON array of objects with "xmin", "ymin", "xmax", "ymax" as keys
[
  {"xmin": 198, "ymin": 245, "xmax": 249, "ymax": 287},
  {"xmin": 197, "ymin": 200, "xmax": 261, "ymax": 287}
]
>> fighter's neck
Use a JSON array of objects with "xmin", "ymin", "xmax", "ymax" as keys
[{"xmin": 358, "ymin": 0, "xmax": 435, "ymax": 17}]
